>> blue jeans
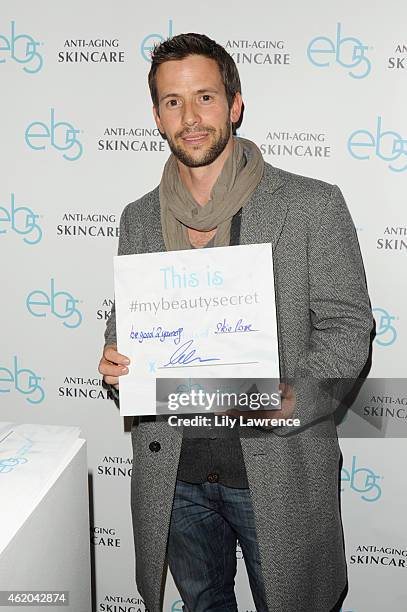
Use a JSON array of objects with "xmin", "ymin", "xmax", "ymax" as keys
[{"xmin": 167, "ymin": 480, "xmax": 269, "ymax": 612}]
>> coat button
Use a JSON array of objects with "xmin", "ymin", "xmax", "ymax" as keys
[
  {"xmin": 149, "ymin": 441, "xmax": 161, "ymax": 452},
  {"xmin": 207, "ymin": 472, "xmax": 219, "ymax": 483}
]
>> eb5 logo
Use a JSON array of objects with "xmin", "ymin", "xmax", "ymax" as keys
[
  {"xmin": 307, "ymin": 22, "xmax": 371, "ymax": 79},
  {"xmin": 348, "ymin": 117, "xmax": 407, "ymax": 173},
  {"xmin": 0, "ymin": 21, "xmax": 43, "ymax": 74},
  {"xmin": 140, "ymin": 19, "xmax": 173, "ymax": 62},
  {"xmin": 25, "ymin": 108, "xmax": 83, "ymax": 161},
  {"xmin": 0, "ymin": 356, "xmax": 44, "ymax": 404},
  {"xmin": 0, "ymin": 193, "xmax": 42, "ymax": 245},
  {"xmin": 26, "ymin": 278, "xmax": 82, "ymax": 329},
  {"xmin": 341, "ymin": 455, "xmax": 382, "ymax": 502},
  {"xmin": 373, "ymin": 307, "xmax": 397, "ymax": 346}
]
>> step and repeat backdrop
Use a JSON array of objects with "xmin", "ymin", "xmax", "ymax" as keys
[{"xmin": 1, "ymin": 1, "xmax": 406, "ymax": 611}]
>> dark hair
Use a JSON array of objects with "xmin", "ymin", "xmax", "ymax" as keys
[{"xmin": 148, "ymin": 33, "xmax": 241, "ymax": 110}]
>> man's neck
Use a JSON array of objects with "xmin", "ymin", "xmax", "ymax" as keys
[{"xmin": 177, "ymin": 137, "xmax": 234, "ymax": 207}]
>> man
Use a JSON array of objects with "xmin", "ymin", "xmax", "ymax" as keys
[{"xmin": 99, "ymin": 33, "xmax": 373, "ymax": 612}]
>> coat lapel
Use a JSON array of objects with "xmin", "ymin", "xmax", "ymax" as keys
[
  {"xmin": 240, "ymin": 163, "xmax": 288, "ymax": 250},
  {"xmin": 145, "ymin": 188, "xmax": 166, "ymax": 253}
]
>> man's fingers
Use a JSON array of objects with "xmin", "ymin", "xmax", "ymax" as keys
[
  {"xmin": 99, "ymin": 359, "xmax": 128, "ymax": 375},
  {"xmin": 98, "ymin": 344, "xmax": 131, "ymax": 388},
  {"xmin": 279, "ymin": 381, "xmax": 295, "ymax": 400},
  {"xmin": 103, "ymin": 344, "xmax": 130, "ymax": 367},
  {"xmin": 279, "ymin": 381, "xmax": 289, "ymax": 397}
]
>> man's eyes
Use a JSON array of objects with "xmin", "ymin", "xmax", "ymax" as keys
[
  {"xmin": 165, "ymin": 95, "xmax": 214, "ymax": 108},
  {"xmin": 167, "ymin": 98, "xmax": 181, "ymax": 107}
]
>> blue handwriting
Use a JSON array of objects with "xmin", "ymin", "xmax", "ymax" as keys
[
  {"xmin": 163, "ymin": 339, "xmax": 220, "ymax": 368},
  {"xmin": 215, "ymin": 318, "xmax": 258, "ymax": 334},
  {"xmin": 130, "ymin": 324, "xmax": 183, "ymax": 345}
]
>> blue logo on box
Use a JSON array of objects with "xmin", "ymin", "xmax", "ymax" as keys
[
  {"xmin": 341, "ymin": 456, "xmax": 382, "ymax": 502},
  {"xmin": 307, "ymin": 22, "xmax": 371, "ymax": 79},
  {"xmin": 348, "ymin": 117, "xmax": 407, "ymax": 172},
  {"xmin": 0, "ymin": 20, "xmax": 43, "ymax": 74},
  {"xmin": 26, "ymin": 278, "xmax": 82, "ymax": 329},
  {"xmin": 0, "ymin": 193, "xmax": 42, "ymax": 245},
  {"xmin": 0, "ymin": 455, "xmax": 29, "ymax": 474},
  {"xmin": 0, "ymin": 356, "xmax": 44, "ymax": 404},
  {"xmin": 0, "ymin": 435, "xmax": 34, "ymax": 474},
  {"xmin": 170, "ymin": 601, "xmax": 183, "ymax": 612},
  {"xmin": 373, "ymin": 307, "xmax": 397, "ymax": 346},
  {"xmin": 141, "ymin": 20, "xmax": 173, "ymax": 62},
  {"xmin": 25, "ymin": 108, "xmax": 83, "ymax": 161}
]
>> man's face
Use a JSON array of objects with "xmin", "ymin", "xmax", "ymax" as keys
[{"xmin": 152, "ymin": 55, "xmax": 242, "ymax": 168}]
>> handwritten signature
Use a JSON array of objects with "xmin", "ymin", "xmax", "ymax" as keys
[
  {"xmin": 215, "ymin": 318, "xmax": 257, "ymax": 334},
  {"xmin": 130, "ymin": 324, "xmax": 183, "ymax": 345},
  {"xmin": 163, "ymin": 339, "xmax": 220, "ymax": 368}
]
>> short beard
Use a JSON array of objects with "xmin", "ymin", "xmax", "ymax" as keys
[{"xmin": 167, "ymin": 122, "xmax": 232, "ymax": 168}]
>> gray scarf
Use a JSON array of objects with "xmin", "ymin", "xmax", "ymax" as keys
[{"xmin": 159, "ymin": 137, "xmax": 264, "ymax": 251}]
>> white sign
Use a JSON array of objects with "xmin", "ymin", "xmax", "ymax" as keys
[{"xmin": 114, "ymin": 243, "xmax": 280, "ymax": 415}]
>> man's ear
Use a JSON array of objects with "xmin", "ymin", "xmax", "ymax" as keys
[
  {"xmin": 152, "ymin": 105, "xmax": 162, "ymax": 131},
  {"xmin": 230, "ymin": 92, "xmax": 243, "ymax": 125},
  {"xmin": 152, "ymin": 105, "xmax": 167, "ymax": 140}
]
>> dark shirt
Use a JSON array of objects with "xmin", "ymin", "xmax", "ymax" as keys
[{"xmin": 176, "ymin": 211, "xmax": 249, "ymax": 488}]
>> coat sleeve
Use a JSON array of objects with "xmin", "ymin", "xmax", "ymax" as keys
[
  {"xmin": 273, "ymin": 184, "xmax": 374, "ymax": 435},
  {"xmin": 103, "ymin": 204, "xmax": 136, "ymax": 404},
  {"xmin": 104, "ymin": 204, "xmax": 134, "ymax": 348}
]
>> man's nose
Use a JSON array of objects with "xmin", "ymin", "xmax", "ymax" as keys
[{"xmin": 182, "ymin": 100, "xmax": 200, "ymax": 127}]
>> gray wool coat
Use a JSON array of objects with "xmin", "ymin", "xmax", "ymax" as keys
[{"xmin": 105, "ymin": 161, "xmax": 373, "ymax": 612}]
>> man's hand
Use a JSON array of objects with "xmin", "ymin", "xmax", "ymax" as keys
[
  {"xmin": 220, "ymin": 382, "xmax": 296, "ymax": 424},
  {"xmin": 276, "ymin": 382, "xmax": 296, "ymax": 419},
  {"xmin": 98, "ymin": 344, "xmax": 130, "ymax": 390}
]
